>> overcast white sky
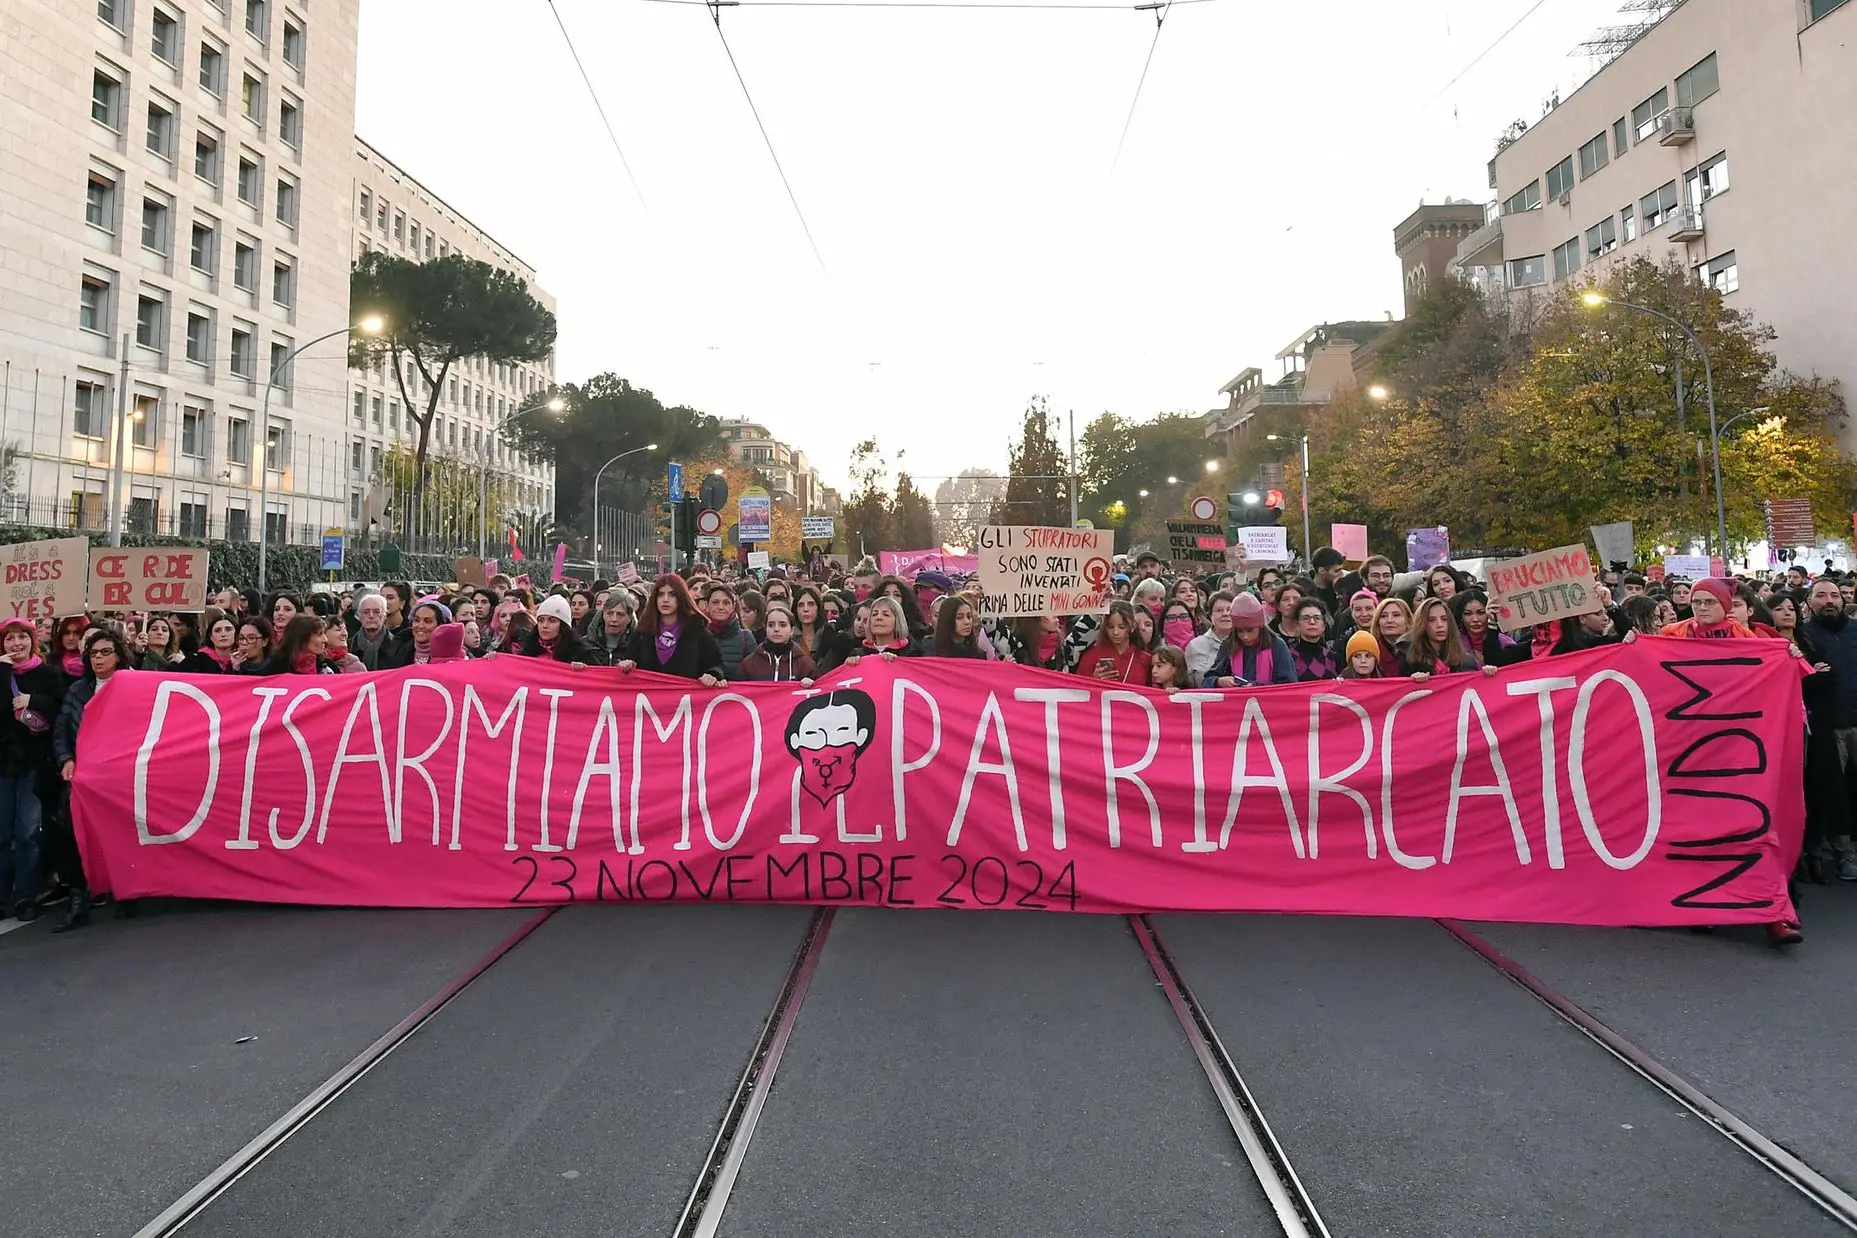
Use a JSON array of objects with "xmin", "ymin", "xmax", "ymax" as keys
[{"xmin": 356, "ymin": 0, "xmax": 1630, "ymax": 491}]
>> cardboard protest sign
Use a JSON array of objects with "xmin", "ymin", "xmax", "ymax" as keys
[
  {"xmin": 1331, "ymin": 524, "xmax": 1368, "ymax": 563},
  {"xmin": 1663, "ymin": 554, "xmax": 1710, "ymax": 580},
  {"xmin": 747, "ymin": 550, "xmax": 770, "ymax": 571},
  {"xmin": 1237, "ymin": 527, "xmax": 1290, "ymax": 563},
  {"xmin": 1, "ymin": 537, "xmax": 89, "ymax": 619},
  {"xmin": 1165, "ymin": 521, "xmax": 1226, "ymax": 564},
  {"xmin": 453, "ymin": 557, "xmax": 487, "ymax": 589},
  {"xmin": 1590, "ymin": 522, "xmax": 1634, "ymax": 570},
  {"xmin": 615, "ymin": 562, "xmax": 639, "ymax": 585},
  {"xmin": 1406, "ymin": 527, "xmax": 1450, "ymax": 571},
  {"xmin": 1485, "ymin": 544, "xmax": 1601, "ymax": 633},
  {"xmin": 801, "ymin": 516, "xmax": 835, "ymax": 540},
  {"xmin": 976, "ymin": 525, "xmax": 1113, "ymax": 618},
  {"xmin": 86, "ymin": 548, "xmax": 207, "ymax": 612}
]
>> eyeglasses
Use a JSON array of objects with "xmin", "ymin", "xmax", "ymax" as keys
[{"xmin": 89, "ymin": 647, "xmax": 117, "ymax": 659}]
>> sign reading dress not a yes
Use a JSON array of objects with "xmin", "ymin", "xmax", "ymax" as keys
[{"xmin": 975, "ymin": 525, "xmax": 1114, "ymax": 618}]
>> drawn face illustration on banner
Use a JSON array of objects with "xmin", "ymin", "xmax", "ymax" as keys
[{"xmin": 784, "ymin": 689, "xmax": 878, "ymax": 807}]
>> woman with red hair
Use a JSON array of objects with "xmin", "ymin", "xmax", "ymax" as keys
[{"xmin": 621, "ymin": 574, "xmax": 726, "ymax": 685}]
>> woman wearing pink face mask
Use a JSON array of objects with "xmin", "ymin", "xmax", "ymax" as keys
[{"xmin": 1161, "ymin": 600, "xmax": 1199, "ymax": 651}]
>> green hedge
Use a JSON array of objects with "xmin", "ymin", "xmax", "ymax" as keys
[{"xmin": 0, "ymin": 526, "xmax": 462, "ymax": 593}]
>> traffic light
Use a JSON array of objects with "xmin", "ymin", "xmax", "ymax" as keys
[
  {"xmin": 1262, "ymin": 489, "xmax": 1285, "ymax": 525},
  {"xmin": 676, "ymin": 495, "xmax": 699, "ymax": 558}
]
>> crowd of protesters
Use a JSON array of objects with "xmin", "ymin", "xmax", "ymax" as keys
[{"xmin": 1, "ymin": 544, "xmax": 1850, "ymax": 945}]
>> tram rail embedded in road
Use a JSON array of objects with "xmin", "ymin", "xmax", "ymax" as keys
[
  {"xmin": 1437, "ymin": 918, "xmax": 1857, "ymax": 1234},
  {"xmin": 1129, "ymin": 914, "xmax": 1332, "ymax": 1238},
  {"xmin": 132, "ymin": 906, "xmax": 559, "ymax": 1238},
  {"xmin": 672, "ymin": 906, "xmax": 836, "ymax": 1238}
]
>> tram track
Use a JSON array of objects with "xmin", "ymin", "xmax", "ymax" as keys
[
  {"xmin": 1130, "ymin": 914, "xmax": 1332, "ymax": 1238},
  {"xmin": 133, "ymin": 906, "xmax": 560, "ymax": 1238},
  {"xmin": 1438, "ymin": 918, "xmax": 1857, "ymax": 1234}
]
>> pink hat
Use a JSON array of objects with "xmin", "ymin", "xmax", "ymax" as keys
[
  {"xmin": 1350, "ymin": 589, "xmax": 1379, "ymax": 606},
  {"xmin": 1691, "ymin": 577, "xmax": 1736, "ymax": 609},
  {"xmin": 1229, "ymin": 594, "xmax": 1269, "ymax": 630},
  {"xmin": 428, "ymin": 622, "xmax": 465, "ymax": 663}
]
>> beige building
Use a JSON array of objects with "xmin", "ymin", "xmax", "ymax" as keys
[
  {"xmin": 1456, "ymin": 0, "xmax": 1857, "ymax": 434},
  {"xmin": 720, "ymin": 415, "xmax": 824, "ymax": 510},
  {"xmin": 1202, "ymin": 322, "xmax": 1387, "ymax": 459},
  {"xmin": 347, "ymin": 138, "xmax": 556, "ymax": 532},
  {"xmin": 0, "ymin": 0, "xmax": 361, "ymax": 541}
]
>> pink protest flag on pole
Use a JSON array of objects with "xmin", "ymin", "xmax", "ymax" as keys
[{"xmin": 551, "ymin": 542, "xmax": 568, "ymax": 582}]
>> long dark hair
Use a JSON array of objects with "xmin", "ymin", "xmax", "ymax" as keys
[
  {"xmin": 875, "ymin": 574, "xmax": 928, "ymax": 634},
  {"xmin": 239, "ymin": 615, "xmax": 277, "ymax": 655},
  {"xmin": 1404, "ymin": 597, "xmax": 1471, "ymax": 670},
  {"xmin": 277, "ymin": 615, "xmax": 326, "ymax": 670},
  {"xmin": 931, "ymin": 596, "xmax": 982, "ymax": 657},
  {"xmin": 636, "ymin": 573, "xmax": 700, "ymax": 637}
]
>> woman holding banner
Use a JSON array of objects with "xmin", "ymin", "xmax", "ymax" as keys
[
  {"xmin": 845, "ymin": 596, "xmax": 920, "ymax": 663},
  {"xmin": 1208, "ymin": 595, "xmax": 1295, "ymax": 688},
  {"xmin": 0, "ymin": 618, "xmax": 61, "ymax": 923},
  {"xmin": 49, "ymin": 629, "xmax": 133, "ymax": 932},
  {"xmin": 621, "ymin": 574, "xmax": 725, "ymax": 684},
  {"xmin": 1401, "ymin": 598, "xmax": 1493, "ymax": 679}
]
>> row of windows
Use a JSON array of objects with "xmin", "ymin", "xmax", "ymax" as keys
[
  {"xmin": 94, "ymin": 54, "xmax": 303, "ymax": 161},
  {"xmin": 1505, "ymin": 151, "xmax": 1730, "ymax": 288},
  {"xmin": 1503, "ymin": 53, "xmax": 1718, "ymax": 216},
  {"xmin": 70, "ymin": 379, "xmax": 278, "ymax": 474},
  {"xmin": 347, "ymin": 389, "xmax": 549, "ymax": 472},
  {"xmin": 99, "ymin": 0, "xmax": 306, "ymax": 74},
  {"xmin": 83, "ymin": 168, "xmax": 298, "ymax": 302}
]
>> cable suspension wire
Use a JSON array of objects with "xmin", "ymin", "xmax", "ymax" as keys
[
  {"xmin": 1421, "ymin": 0, "xmax": 1557, "ymax": 109},
  {"xmin": 546, "ymin": 0, "xmax": 649, "ymax": 209},
  {"xmin": 645, "ymin": 0, "xmax": 1216, "ymax": 9},
  {"xmin": 1108, "ymin": 0, "xmax": 1173, "ymax": 178},
  {"xmin": 705, "ymin": 2, "xmax": 830, "ymax": 277}
]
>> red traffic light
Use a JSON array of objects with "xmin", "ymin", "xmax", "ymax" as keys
[{"xmin": 1264, "ymin": 489, "xmax": 1285, "ymax": 510}]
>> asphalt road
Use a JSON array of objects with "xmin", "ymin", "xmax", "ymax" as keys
[{"xmin": 6, "ymin": 892, "xmax": 1853, "ymax": 1238}]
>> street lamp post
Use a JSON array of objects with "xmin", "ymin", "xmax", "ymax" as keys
[
  {"xmin": 484, "ymin": 395, "xmax": 566, "ymax": 558},
  {"xmin": 1584, "ymin": 291, "xmax": 1725, "ymax": 558},
  {"xmin": 590, "ymin": 443, "xmax": 659, "ymax": 576},
  {"xmin": 258, "ymin": 317, "xmax": 381, "ymax": 593},
  {"xmin": 1267, "ymin": 433, "xmax": 1313, "ymax": 565}
]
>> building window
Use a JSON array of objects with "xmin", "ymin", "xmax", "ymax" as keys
[
  {"xmin": 1620, "ymin": 204, "xmax": 1637, "ymax": 243},
  {"xmin": 151, "ymin": 8, "xmax": 180, "ymax": 63},
  {"xmin": 225, "ymin": 505, "xmax": 249, "ymax": 541},
  {"xmin": 233, "ymin": 239, "xmax": 257, "ymax": 290},
  {"xmin": 1508, "ymin": 255, "xmax": 1547, "ymax": 288},
  {"xmin": 1551, "ymin": 237, "xmax": 1581, "ymax": 281},
  {"xmin": 1611, "ymin": 118, "xmax": 1629, "ymax": 161},
  {"xmin": 393, "ymin": 211, "xmax": 405, "ymax": 244},
  {"xmin": 146, "ymin": 101, "xmax": 175, "ymax": 157},
  {"xmin": 194, "ymin": 129, "xmax": 221, "ymax": 184},
  {"xmin": 1501, "ymin": 181, "xmax": 1540, "ymax": 215},
  {"xmin": 387, "ymin": 400, "xmax": 398, "ymax": 430},
  {"xmin": 1640, "ymin": 180, "xmax": 1679, "ymax": 230},
  {"xmin": 190, "ymin": 220, "xmax": 217, "ymax": 273},
  {"xmin": 1696, "ymin": 250, "xmax": 1738, "ymax": 295},
  {"xmin": 352, "ymin": 391, "xmax": 365, "ymax": 424},
  {"xmin": 180, "ymin": 500, "xmax": 207, "ymax": 538},
  {"xmin": 1545, "ymin": 156, "xmax": 1575, "ymax": 201},
  {"xmin": 1585, "ymin": 217, "xmax": 1618, "ymax": 258},
  {"xmin": 278, "ymin": 98, "xmax": 301, "ymax": 148},
  {"xmin": 92, "ymin": 69, "xmax": 122, "ymax": 129},
  {"xmin": 409, "ymin": 222, "xmax": 421, "ymax": 253},
  {"xmin": 98, "ymin": 0, "xmax": 123, "ymax": 29},
  {"xmin": 135, "ymin": 294, "xmax": 165, "ymax": 349},
  {"xmin": 282, "ymin": 20, "xmax": 304, "ymax": 69},
  {"xmin": 1811, "ymin": 0, "xmax": 1850, "ymax": 19},
  {"xmin": 79, "ymin": 276, "xmax": 111, "ymax": 334},
  {"xmin": 1577, "ymin": 132, "xmax": 1608, "ymax": 180},
  {"xmin": 350, "ymin": 439, "xmax": 363, "ymax": 474},
  {"xmin": 186, "ymin": 311, "xmax": 212, "ymax": 362},
  {"xmin": 1686, "ymin": 151, "xmax": 1731, "ymax": 203},
  {"xmin": 275, "ymin": 176, "xmax": 298, "ymax": 226},
  {"xmin": 85, "ymin": 172, "xmax": 117, "ymax": 232},
  {"xmin": 376, "ymin": 200, "xmax": 387, "ymax": 232},
  {"xmin": 199, "ymin": 41, "xmax": 225, "ymax": 94},
  {"xmin": 129, "ymin": 395, "xmax": 157, "ymax": 447},
  {"xmin": 1675, "ymin": 52, "xmax": 1719, "ymax": 108},
  {"xmin": 233, "ymin": 156, "xmax": 258, "ymax": 205},
  {"xmin": 227, "ymin": 417, "xmax": 251, "ymax": 464},
  {"xmin": 229, "ymin": 327, "xmax": 254, "ymax": 376},
  {"xmin": 270, "ymin": 341, "xmax": 291, "ymax": 389},
  {"xmin": 368, "ymin": 394, "xmax": 382, "ymax": 427},
  {"xmin": 74, "ymin": 382, "xmax": 108, "ymax": 438},
  {"xmin": 271, "ymin": 258, "xmax": 294, "ymax": 307},
  {"xmin": 245, "ymin": 0, "xmax": 268, "ymax": 39},
  {"xmin": 179, "ymin": 405, "xmax": 205, "ymax": 457},
  {"xmin": 141, "ymin": 196, "xmax": 172, "ymax": 254},
  {"xmin": 1632, "ymin": 87, "xmax": 1669, "ymax": 143},
  {"xmin": 370, "ymin": 445, "xmax": 382, "ymax": 476},
  {"xmin": 241, "ymin": 73, "xmax": 262, "ymax": 123}
]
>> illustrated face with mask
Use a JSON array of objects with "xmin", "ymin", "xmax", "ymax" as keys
[{"xmin": 787, "ymin": 696, "xmax": 874, "ymax": 807}]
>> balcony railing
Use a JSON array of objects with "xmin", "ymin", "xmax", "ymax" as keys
[{"xmin": 1455, "ymin": 214, "xmax": 1504, "ymax": 269}]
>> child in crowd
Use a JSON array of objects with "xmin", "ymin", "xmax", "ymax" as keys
[{"xmin": 1340, "ymin": 630, "xmax": 1383, "ymax": 679}]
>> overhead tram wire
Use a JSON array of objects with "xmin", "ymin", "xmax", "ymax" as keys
[
  {"xmin": 645, "ymin": 0, "xmax": 1216, "ymax": 9},
  {"xmin": 702, "ymin": 1, "xmax": 831, "ymax": 277},
  {"xmin": 1108, "ymin": 0, "xmax": 1173, "ymax": 179},
  {"xmin": 545, "ymin": 0, "xmax": 649, "ymax": 209},
  {"xmin": 1420, "ymin": 0, "xmax": 1557, "ymax": 110}
]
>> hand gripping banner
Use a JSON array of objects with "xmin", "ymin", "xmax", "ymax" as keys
[{"xmin": 70, "ymin": 638, "xmax": 1804, "ymax": 924}]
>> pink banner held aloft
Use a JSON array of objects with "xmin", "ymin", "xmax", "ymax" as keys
[
  {"xmin": 70, "ymin": 640, "xmax": 1802, "ymax": 924},
  {"xmin": 879, "ymin": 549, "xmax": 980, "ymax": 579}
]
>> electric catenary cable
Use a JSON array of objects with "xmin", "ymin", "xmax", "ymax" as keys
[
  {"xmin": 1109, "ymin": 0, "xmax": 1173, "ymax": 178},
  {"xmin": 703, "ymin": 0, "xmax": 831, "ymax": 277},
  {"xmin": 546, "ymin": 0, "xmax": 650, "ymax": 209}
]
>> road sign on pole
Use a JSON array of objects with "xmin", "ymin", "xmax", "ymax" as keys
[
  {"xmin": 320, "ymin": 528, "xmax": 345, "ymax": 572},
  {"xmin": 668, "ymin": 461, "xmax": 684, "ymax": 501}
]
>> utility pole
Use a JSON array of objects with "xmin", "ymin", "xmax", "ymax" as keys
[
  {"xmin": 108, "ymin": 335, "xmax": 129, "ymax": 546},
  {"xmin": 1067, "ymin": 408, "xmax": 1078, "ymax": 527}
]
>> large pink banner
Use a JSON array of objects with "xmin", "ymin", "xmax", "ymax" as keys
[
  {"xmin": 878, "ymin": 549, "xmax": 980, "ymax": 578},
  {"xmin": 70, "ymin": 638, "xmax": 1803, "ymax": 924}
]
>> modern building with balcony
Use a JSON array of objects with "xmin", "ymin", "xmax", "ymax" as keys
[
  {"xmin": 1203, "ymin": 322, "xmax": 1387, "ymax": 456},
  {"xmin": 720, "ymin": 416, "xmax": 797, "ymax": 500},
  {"xmin": 1453, "ymin": 0, "xmax": 1857, "ymax": 436}
]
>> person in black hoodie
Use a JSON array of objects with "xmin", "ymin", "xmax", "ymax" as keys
[
  {"xmin": 0, "ymin": 618, "xmax": 63, "ymax": 922},
  {"xmin": 624, "ymin": 574, "xmax": 725, "ymax": 684},
  {"xmin": 50, "ymin": 628, "xmax": 133, "ymax": 931}
]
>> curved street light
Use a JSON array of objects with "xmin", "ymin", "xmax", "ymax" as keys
[
  {"xmin": 591, "ymin": 443, "xmax": 659, "ymax": 574},
  {"xmin": 257, "ymin": 315, "xmax": 382, "ymax": 592},
  {"xmin": 1583, "ymin": 290, "xmax": 1725, "ymax": 557}
]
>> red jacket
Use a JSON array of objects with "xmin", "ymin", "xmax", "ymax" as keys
[{"xmin": 1073, "ymin": 643, "xmax": 1152, "ymax": 686}]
